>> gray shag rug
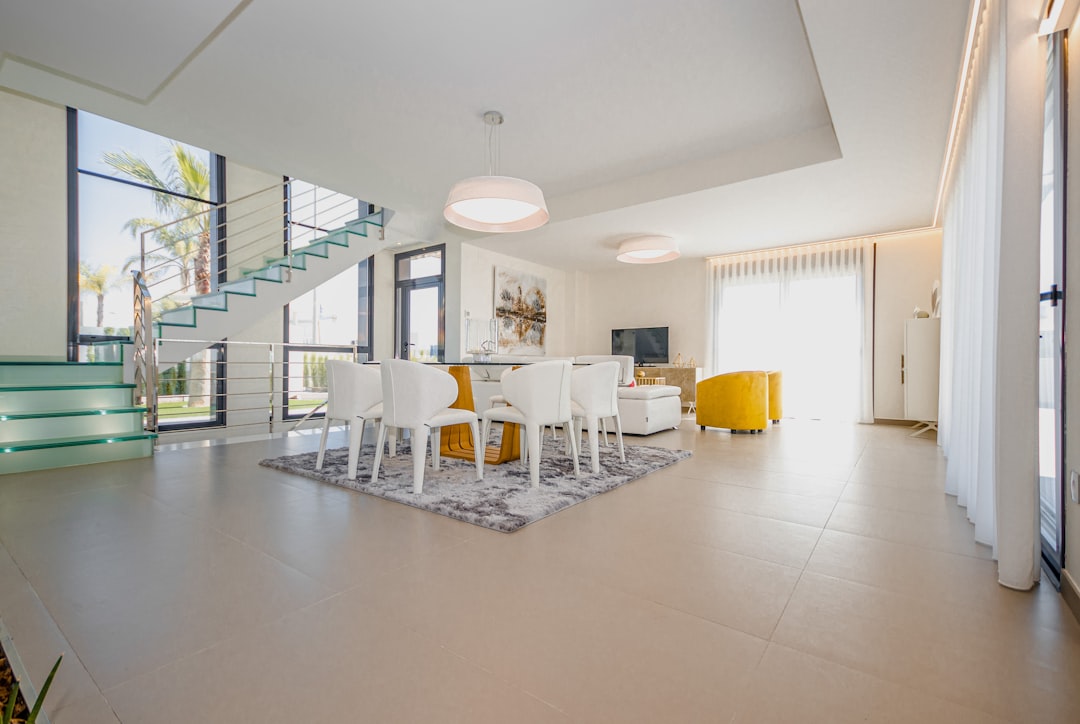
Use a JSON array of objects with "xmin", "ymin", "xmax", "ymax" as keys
[{"xmin": 259, "ymin": 431, "xmax": 691, "ymax": 533}]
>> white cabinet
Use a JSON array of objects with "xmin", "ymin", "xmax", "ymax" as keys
[{"xmin": 903, "ymin": 318, "xmax": 941, "ymax": 423}]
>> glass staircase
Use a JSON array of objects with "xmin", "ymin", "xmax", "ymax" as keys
[{"xmin": 0, "ymin": 357, "xmax": 156, "ymax": 475}]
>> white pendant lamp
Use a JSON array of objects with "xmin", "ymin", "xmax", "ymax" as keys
[
  {"xmin": 616, "ymin": 235, "xmax": 680, "ymax": 264},
  {"xmin": 444, "ymin": 111, "xmax": 549, "ymax": 233}
]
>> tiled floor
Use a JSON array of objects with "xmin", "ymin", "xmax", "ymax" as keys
[{"xmin": 0, "ymin": 419, "xmax": 1078, "ymax": 723}]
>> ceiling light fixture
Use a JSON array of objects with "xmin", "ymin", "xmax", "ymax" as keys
[
  {"xmin": 616, "ymin": 235, "xmax": 681, "ymax": 264},
  {"xmin": 444, "ymin": 111, "xmax": 549, "ymax": 233}
]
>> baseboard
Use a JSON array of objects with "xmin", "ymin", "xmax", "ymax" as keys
[
  {"xmin": 873, "ymin": 418, "xmax": 917, "ymax": 426},
  {"xmin": 1063, "ymin": 569, "xmax": 1080, "ymax": 626}
]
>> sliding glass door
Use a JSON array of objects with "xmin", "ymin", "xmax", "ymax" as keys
[{"xmin": 1037, "ymin": 31, "xmax": 1067, "ymax": 581}]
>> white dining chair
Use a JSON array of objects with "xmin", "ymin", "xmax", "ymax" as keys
[
  {"xmin": 371, "ymin": 359, "xmax": 483, "ymax": 494},
  {"xmin": 480, "ymin": 360, "xmax": 579, "ymax": 488},
  {"xmin": 570, "ymin": 361, "xmax": 625, "ymax": 474},
  {"xmin": 317, "ymin": 360, "xmax": 390, "ymax": 480}
]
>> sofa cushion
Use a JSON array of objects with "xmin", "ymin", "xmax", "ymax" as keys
[{"xmin": 618, "ymin": 384, "xmax": 682, "ymax": 400}]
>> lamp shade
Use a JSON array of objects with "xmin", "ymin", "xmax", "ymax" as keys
[
  {"xmin": 616, "ymin": 235, "xmax": 680, "ymax": 264},
  {"xmin": 444, "ymin": 175, "xmax": 549, "ymax": 233}
]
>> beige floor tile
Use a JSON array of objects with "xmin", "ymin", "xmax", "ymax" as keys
[
  {"xmin": 344, "ymin": 542, "xmax": 767, "ymax": 722},
  {"xmin": 807, "ymin": 530, "xmax": 1078, "ymax": 633},
  {"xmin": 839, "ymin": 481, "xmax": 962, "ymax": 517},
  {"xmin": 645, "ymin": 499, "xmax": 824, "ymax": 568},
  {"xmin": 733, "ymin": 644, "xmax": 1012, "ymax": 723},
  {"xmin": 2, "ymin": 493, "xmax": 333, "ymax": 690},
  {"xmin": 659, "ymin": 475, "xmax": 838, "ymax": 527},
  {"xmin": 846, "ymin": 463, "xmax": 947, "ymax": 490},
  {"xmin": 105, "ymin": 590, "xmax": 568, "ymax": 724},
  {"xmin": 826, "ymin": 501, "xmax": 992, "ymax": 559},
  {"xmin": 516, "ymin": 523, "xmax": 803, "ymax": 638},
  {"xmin": 50, "ymin": 694, "xmax": 121, "ymax": 724},
  {"xmin": 773, "ymin": 572, "xmax": 1080, "ymax": 723}
]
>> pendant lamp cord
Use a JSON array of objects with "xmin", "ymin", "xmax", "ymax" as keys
[{"xmin": 486, "ymin": 117, "xmax": 500, "ymax": 176}]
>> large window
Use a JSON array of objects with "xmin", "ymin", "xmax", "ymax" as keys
[
  {"xmin": 71, "ymin": 110, "xmax": 222, "ymax": 341},
  {"xmin": 282, "ymin": 178, "xmax": 375, "ymax": 418},
  {"xmin": 69, "ymin": 109, "xmax": 225, "ymax": 428}
]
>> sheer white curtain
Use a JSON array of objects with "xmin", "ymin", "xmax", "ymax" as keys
[
  {"xmin": 939, "ymin": 0, "xmax": 1042, "ymax": 590},
  {"xmin": 705, "ymin": 239, "xmax": 874, "ymax": 423},
  {"xmin": 939, "ymin": 0, "xmax": 1002, "ymax": 553}
]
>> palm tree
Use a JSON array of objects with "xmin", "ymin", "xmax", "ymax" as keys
[
  {"xmin": 104, "ymin": 144, "xmax": 213, "ymax": 407},
  {"xmin": 104, "ymin": 143, "xmax": 213, "ymax": 296},
  {"xmin": 78, "ymin": 262, "xmax": 119, "ymax": 328}
]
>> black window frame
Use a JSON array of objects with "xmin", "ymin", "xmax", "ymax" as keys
[{"xmin": 394, "ymin": 244, "xmax": 446, "ymax": 362}]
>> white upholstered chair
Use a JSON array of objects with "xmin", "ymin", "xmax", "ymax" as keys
[
  {"xmin": 317, "ymin": 360, "xmax": 388, "ymax": 480},
  {"xmin": 371, "ymin": 359, "xmax": 483, "ymax": 494},
  {"xmin": 480, "ymin": 360, "xmax": 579, "ymax": 488},
  {"xmin": 570, "ymin": 361, "xmax": 626, "ymax": 473}
]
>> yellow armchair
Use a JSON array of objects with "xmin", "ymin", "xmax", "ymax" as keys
[{"xmin": 696, "ymin": 370, "xmax": 768, "ymax": 433}]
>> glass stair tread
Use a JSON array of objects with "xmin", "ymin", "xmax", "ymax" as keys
[
  {"xmin": 0, "ymin": 407, "xmax": 146, "ymax": 421},
  {"xmin": 0, "ymin": 383, "xmax": 135, "ymax": 391},
  {"xmin": 1, "ymin": 431, "xmax": 158, "ymax": 453}
]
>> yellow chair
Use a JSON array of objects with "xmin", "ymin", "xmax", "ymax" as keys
[
  {"xmin": 766, "ymin": 370, "xmax": 783, "ymax": 423},
  {"xmin": 696, "ymin": 370, "xmax": 768, "ymax": 433}
]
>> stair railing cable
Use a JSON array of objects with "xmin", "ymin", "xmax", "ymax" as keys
[{"xmin": 137, "ymin": 181, "xmax": 372, "ymax": 314}]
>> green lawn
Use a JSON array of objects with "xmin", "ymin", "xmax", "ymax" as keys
[{"xmin": 157, "ymin": 398, "xmax": 326, "ymax": 419}]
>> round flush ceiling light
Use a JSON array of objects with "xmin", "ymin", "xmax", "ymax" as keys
[{"xmin": 616, "ymin": 235, "xmax": 680, "ymax": 264}]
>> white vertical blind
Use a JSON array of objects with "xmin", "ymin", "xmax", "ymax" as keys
[{"xmin": 705, "ymin": 239, "xmax": 874, "ymax": 423}]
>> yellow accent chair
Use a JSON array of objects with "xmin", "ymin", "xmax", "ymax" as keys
[
  {"xmin": 696, "ymin": 370, "xmax": 769, "ymax": 433},
  {"xmin": 766, "ymin": 370, "xmax": 783, "ymax": 423}
]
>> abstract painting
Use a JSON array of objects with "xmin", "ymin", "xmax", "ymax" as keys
[{"xmin": 494, "ymin": 266, "xmax": 547, "ymax": 354}]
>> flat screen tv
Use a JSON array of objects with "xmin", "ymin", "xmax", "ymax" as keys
[{"xmin": 611, "ymin": 327, "xmax": 669, "ymax": 365}]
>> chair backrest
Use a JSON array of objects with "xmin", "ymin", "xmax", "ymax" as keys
[
  {"xmin": 380, "ymin": 359, "xmax": 457, "ymax": 427},
  {"xmin": 326, "ymin": 360, "xmax": 382, "ymax": 419},
  {"xmin": 500, "ymin": 360, "xmax": 572, "ymax": 425},
  {"xmin": 571, "ymin": 361, "xmax": 621, "ymax": 417},
  {"xmin": 573, "ymin": 355, "xmax": 635, "ymax": 385}
]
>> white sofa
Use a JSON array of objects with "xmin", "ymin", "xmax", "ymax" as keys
[{"xmin": 462, "ymin": 354, "xmax": 682, "ymax": 436}]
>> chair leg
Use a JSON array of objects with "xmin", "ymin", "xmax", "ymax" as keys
[
  {"xmin": 470, "ymin": 420, "xmax": 483, "ymax": 480},
  {"xmin": 412, "ymin": 426, "xmax": 429, "ymax": 494},
  {"xmin": 613, "ymin": 413, "xmax": 626, "ymax": 462},
  {"xmin": 431, "ymin": 427, "xmax": 441, "ymax": 471},
  {"xmin": 347, "ymin": 419, "xmax": 364, "ymax": 480},
  {"xmin": 315, "ymin": 417, "xmax": 332, "ymax": 470},
  {"xmin": 587, "ymin": 415, "xmax": 601, "ymax": 474},
  {"xmin": 520, "ymin": 426, "xmax": 528, "ymax": 467},
  {"xmin": 601, "ymin": 417, "xmax": 610, "ymax": 446},
  {"xmin": 388, "ymin": 427, "xmax": 397, "ymax": 457},
  {"xmin": 566, "ymin": 419, "xmax": 580, "ymax": 477},
  {"xmin": 526, "ymin": 422, "xmax": 541, "ymax": 488},
  {"xmin": 371, "ymin": 423, "xmax": 388, "ymax": 483}
]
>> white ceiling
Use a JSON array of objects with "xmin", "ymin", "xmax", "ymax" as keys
[{"xmin": 0, "ymin": 0, "xmax": 971, "ymax": 271}]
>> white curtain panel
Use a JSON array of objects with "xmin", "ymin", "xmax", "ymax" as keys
[
  {"xmin": 940, "ymin": 0, "xmax": 1002, "ymax": 552},
  {"xmin": 705, "ymin": 239, "xmax": 874, "ymax": 423},
  {"xmin": 940, "ymin": 0, "xmax": 1042, "ymax": 589}
]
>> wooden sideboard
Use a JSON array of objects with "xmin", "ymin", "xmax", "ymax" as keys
[{"xmin": 635, "ymin": 366, "xmax": 703, "ymax": 408}]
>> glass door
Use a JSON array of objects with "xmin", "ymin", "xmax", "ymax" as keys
[
  {"xmin": 1038, "ymin": 31, "xmax": 1067, "ymax": 580},
  {"xmin": 400, "ymin": 283, "xmax": 442, "ymax": 361}
]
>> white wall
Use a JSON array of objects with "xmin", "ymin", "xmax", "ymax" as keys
[
  {"xmin": 457, "ymin": 242, "xmax": 575, "ymax": 360},
  {"xmin": 574, "ymin": 258, "xmax": 708, "ymax": 363},
  {"xmin": 0, "ymin": 89, "xmax": 68, "ymax": 357},
  {"xmin": 873, "ymin": 230, "xmax": 943, "ymax": 420}
]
